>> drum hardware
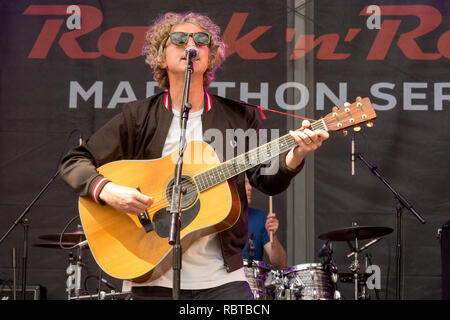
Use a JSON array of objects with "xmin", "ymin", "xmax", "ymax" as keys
[
  {"xmin": 35, "ymin": 228, "xmax": 125, "ymax": 300},
  {"xmin": 65, "ymin": 237, "xmax": 88, "ymax": 299},
  {"xmin": 346, "ymin": 236, "xmax": 384, "ymax": 300},
  {"xmin": 68, "ymin": 291, "xmax": 130, "ymax": 300},
  {"xmin": 318, "ymin": 224, "xmax": 392, "ymax": 300},
  {"xmin": 264, "ymin": 269, "xmax": 285, "ymax": 300},
  {"xmin": 246, "ymin": 233, "xmax": 255, "ymax": 261},
  {"xmin": 243, "ymin": 259, "xmax": 275, "ymax": 300}
]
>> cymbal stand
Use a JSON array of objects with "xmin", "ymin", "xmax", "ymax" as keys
[
  {"xmin": 347, "ymin": 238, "xmax": 382, "ymax": 300},
  {"xmin": 347, "ymin": 238, "xmax": 360, "ymax": 300},
  {"xmin": 66, "ymin": 245, "xmax": 83, "ymax": 300},
  {"xmin": 66, "ymin": 252, "xmax": 76, "ymax": 299}
]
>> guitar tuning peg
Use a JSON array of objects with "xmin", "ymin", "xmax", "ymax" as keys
[
  {"xmin": 342, "ymin": 129, "xmax": 348, "ymax": 136},
  {"xmin": 353, "ymin": 126, "xmax": 361, "ymax": 132},
  {"xmin": 343, "ymin": 102, "xmax": 350, "ymax": 107},
  {"xmin": 366, "ymin": 121, "xmax": 373, "ymax": 128},
  {"xmin": 355, "ymin": 96, "xmax": 362, "ymax": 101},
  {"xmin": 332, "ymin": 106, "xmax": 339, "ymax": 112}
]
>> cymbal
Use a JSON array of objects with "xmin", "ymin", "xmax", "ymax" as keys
[
  {"xmin": 38, "ymin": 231, "xmax": 86, "ymax": 243},
  {"xmin": 318, "ymin": 225, "xmax": 393, "ymax": 241},
  {"xmin": 33, "ymin": 242, "xmax": 84, "ymax": 249}
]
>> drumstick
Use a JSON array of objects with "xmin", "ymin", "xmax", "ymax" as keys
[{"xmin": 269, "ymin": 196, "xmax": 273, "ymax": 243}]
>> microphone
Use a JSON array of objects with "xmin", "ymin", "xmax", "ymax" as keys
[
  {"xmin": 317, "ymin": 240, "xmax": 330, "ymax": 258},
  {"xmin": 76, "ymin": 239, "xmax": 89, "ymax": 248},
  {"xmin": 246, "ymin": 233, "xmax": 255, "ymax": 261},
  {"xmin": 100, "ymin": 278, "xmax": 116, "ymax": 290},
  {"xmin": 351, "ymin": 133, "xmax": 355, "ymax": 176},
  {"xmin": 184, "ymin": 46, "xmax": 199, "ymax": 61}
]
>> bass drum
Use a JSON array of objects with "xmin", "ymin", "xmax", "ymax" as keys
[
  {"xmin": 243, "ymin": 259, "xmax": 275, "ymax": 300},
  {"xmin": 281, "ymin": 263, "xmax": 336, "ymax": 300}
]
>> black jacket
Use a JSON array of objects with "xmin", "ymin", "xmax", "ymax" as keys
[{"xmin": 60, "ymin": 91, "xmax": 303, "ymax": 272}]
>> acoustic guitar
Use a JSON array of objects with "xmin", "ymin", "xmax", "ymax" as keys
[{"xmin": 78, "ymin": 97, "xmax": 376, "ymax": 282}]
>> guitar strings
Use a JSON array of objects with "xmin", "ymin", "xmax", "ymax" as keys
[{"xmin": 137, "ymin": 122, "xmax": 328, "ymax": 214}]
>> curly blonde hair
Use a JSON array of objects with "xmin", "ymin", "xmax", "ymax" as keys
[{"xmin": 142, "ymin": 12, "xmax": 227, "ymax": 89}]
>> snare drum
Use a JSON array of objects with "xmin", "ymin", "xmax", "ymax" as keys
[
  {"xmin": 243, "ymin": 259, "xmax": 275, "ymax": 300},
  {"xmin": 282, "ymin": 263, "xmax": 336, "ymax": 300}
]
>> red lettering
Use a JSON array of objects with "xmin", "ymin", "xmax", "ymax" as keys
[
  {"xmin": 222, "ymin": 13, "xmax": 277, "ymax": 59},
  {"xmin": 344, "ymin": 28, "xmax": 361, "ymax": 42},
  {"xmin": 366, "ymin": 20, "xmax": 402, "ymax": 60},
  {"xmin": 286, "ymin": 28, "xmax": 296, "ymax": 42},
  {"xmin": 361, "ymin": 5, "xmax": 442, "ymax": 60},
  {"xmin": 290, "ymin": 34, "xmax": 350, "ymax": 60},
  {"xmin": 438, "ymin": 30, "xmax": 450, "ymax": 59},
  {"xmin": 58, "ymin": 6, "xmax": 103, "ymax": 58},
  {"xmin": 98, "ymin": 27, "xmax": 147, "ymax": 59},
  {"xmin": 23, "ymin": 5, "xmax": 449, "ymax": 62},
  {"xmin": 27, "ymin": 19, "xmax": 64, "ymax": 58},
  {"xmin": 24, "ymin": 5, "xmax": 102, "ymax": 58}
]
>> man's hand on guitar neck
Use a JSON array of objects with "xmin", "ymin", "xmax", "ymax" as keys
[
  {"xmin": 286, "ymin": 120, "xmax": 329, "ymax": 170},
  {"xmin": 99, "ymin": 182, "xmax": 154, "ymax": 215}
]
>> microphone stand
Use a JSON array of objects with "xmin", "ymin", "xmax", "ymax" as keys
[
  {"xmin": 168, "ymin": 57, "xmax": 194, "ymax": 300},
  {"xmin": 356, "ymin": 152, "xmax": 426, "ymax": 300},
  {"xmin": 0, "ymin": 129, "xmax": 82, "ymax": 300},
  {"xmin": 0, "ymin": 170, "xmax": 59, "ymax": 300}
]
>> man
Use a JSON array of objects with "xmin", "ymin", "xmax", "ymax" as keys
[
  {"xmin": 59, "ymin": 12, "xmax": 328, "ymax": 300},
  {"xmin": 243, "ymin": 175, "xmax": 287, "ymax": 270}
]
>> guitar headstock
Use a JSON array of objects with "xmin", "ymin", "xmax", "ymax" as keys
[{"xmin": 322, "ymin": 97, "xmax": 376, "ymax": 135}]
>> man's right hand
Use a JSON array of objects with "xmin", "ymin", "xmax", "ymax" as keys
[{"xmin": 99, "ymin": 182, "xmax": 153, "ymax": 215}]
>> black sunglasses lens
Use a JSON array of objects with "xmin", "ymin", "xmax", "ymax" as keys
[
  {"xmin": 170, "ymin": 32, "xmax": 188, "ymax": 45},
  {"xmin": 169, "ymin": 32, "xmax": 211, "ymax": 45},
  {"xmin": 193, "ymin": 32, "xmax": 210, "ymax": 45}
]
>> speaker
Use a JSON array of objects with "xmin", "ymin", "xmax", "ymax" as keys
[{"xmin": 0, "ymin": 285, "xmax": 46, "ymax": 300}]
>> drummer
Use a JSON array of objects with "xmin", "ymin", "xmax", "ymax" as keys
[{"xmin": 243, "ymin": 175, "xmax": 287, "ymax": 270}]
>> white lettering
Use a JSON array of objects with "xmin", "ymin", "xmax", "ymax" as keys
[
  {"xmin": 275, "ymin": 82, "xmax": 309, "ymax": 110},
  {"xmin": 434, "ymin": 82, "xmax": 450, "ymax": 110},
  {"xmin": 366, "ymin": 5, "xmax": 381, "ymax": 30},
  {"xmin": 404, "ymin": 82, "xmax": 428, "ymax": 110},
  {"xmin": 66, "ymin": 5, "xmax": 81, "ymax": 30},
  {"xmin": 240, "ymin": 82, "xmax": 269, "ymax": 107},
  {"xmin": 366, "ymin": 265, "xmax": 381, "ymax": 290},
  {"xmin": 107, "ymin": 81, "xmax": 137, "ymax": 109},
  {"xmin": 69, "ymin": 81, "xmax": 103, "ymax": 109},
  {"xmin": 316, "ymin": 82, "xmax": 347, "ymax": 110},
  {"xmin": 210, "ymin": 81, "xmax": 236, "ymax": 97},
  {"xmin": 370, "ymin": 82, "xmax": 396, "ymax": 110}
]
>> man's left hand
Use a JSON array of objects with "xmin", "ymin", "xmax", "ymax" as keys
[{"xmin": 286, "ymin": 120, "xmax": 329, "ymax": 170}]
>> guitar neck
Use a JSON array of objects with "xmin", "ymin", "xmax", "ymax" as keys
[{"xmin": 194, "ymin": 118, "xmax": 328, "ymax": 192}]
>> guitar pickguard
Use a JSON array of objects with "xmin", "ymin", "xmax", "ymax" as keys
[{"xmin": 152, "ymin": 199, "xmax": 201, "ymax": 238}]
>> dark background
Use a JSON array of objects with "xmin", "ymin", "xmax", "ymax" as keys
[
  {"xmin": 0, "ymin": 0, "xmax": 448, "ymax": 300},
  {"xmin": 314, "ymin": 0, "xmax": 449, "ymax": 300}
]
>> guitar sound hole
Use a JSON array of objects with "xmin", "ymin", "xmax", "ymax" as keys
[{"xmin": 165, "ymin": 175, "xmax": 198, "ymax": 209}]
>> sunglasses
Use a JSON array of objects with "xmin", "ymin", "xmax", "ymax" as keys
[{"xmin": 168, "ymin": 32, "xmax": 211, "ymax": 46}]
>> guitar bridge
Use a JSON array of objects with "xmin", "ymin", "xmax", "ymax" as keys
[{"xmin": 136, "ymin": 187, "xmax": 153, "ymax": 233}]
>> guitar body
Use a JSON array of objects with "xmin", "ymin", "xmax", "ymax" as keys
[{"xmin": 79, "ymin": 141, "xmax": 241, "ymax": 282}]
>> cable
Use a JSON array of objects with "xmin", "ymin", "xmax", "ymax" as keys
[
  {"xmin": 54, "ymin": 128, "xmax": 83, "ymax": 173},
  {"xmin": 58, "ymin": 215, "xmax": 82, "ymax": 250}
]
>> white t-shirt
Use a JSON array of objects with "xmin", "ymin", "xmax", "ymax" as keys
[{"xmin": 126, "ymin": 107, "xmax": 247, "ymax": 290}]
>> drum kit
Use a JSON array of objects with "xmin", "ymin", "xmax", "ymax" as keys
[
  {"xmin": 244, "ymin": 224, "xmax": 393, "ymax": 300},
  {"xmin": 33, "ymin": 222, "xmax": 392, "ymax": 300}
]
